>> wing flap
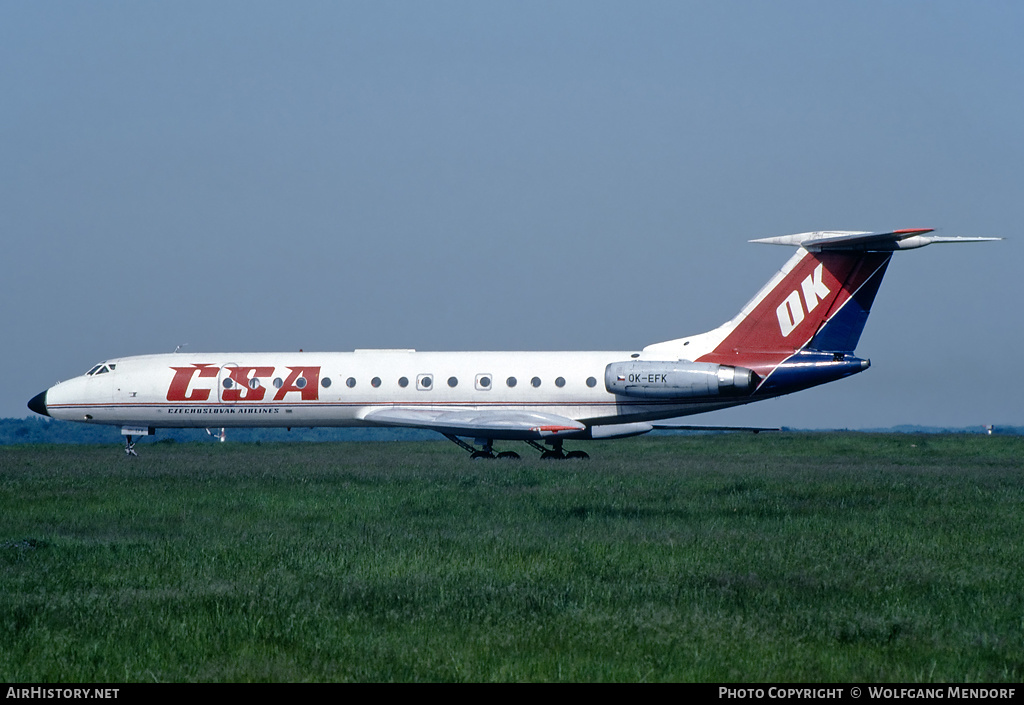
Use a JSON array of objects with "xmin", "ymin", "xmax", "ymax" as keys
[{"xmin": 362, "ymin": 407, "xmax": 585, "ymax": 440}]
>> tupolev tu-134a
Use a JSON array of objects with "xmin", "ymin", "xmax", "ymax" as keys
[{"xmin": 28, "ymin": 229, "xmax": 998, "ymax": 459}]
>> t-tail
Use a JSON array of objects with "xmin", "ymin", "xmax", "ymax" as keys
[{"xmin": 645, "ymin": 229, "xmax": 1000, "ymax": 401}]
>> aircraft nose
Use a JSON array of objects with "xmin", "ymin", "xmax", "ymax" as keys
[{"xmin": 28, "ymin": 391, "xmax": 49, "ymax": 417}]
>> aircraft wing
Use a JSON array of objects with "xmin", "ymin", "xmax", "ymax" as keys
[{"xmin": 361, "ymin": 407, "xmax": 585, "ymax": 440}]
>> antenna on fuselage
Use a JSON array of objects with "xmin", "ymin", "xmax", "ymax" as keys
[{"xmin": 174, "ymin": 343, "xmax": 189, "ymax": 353}]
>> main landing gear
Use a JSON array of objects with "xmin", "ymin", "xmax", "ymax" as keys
[
  {"xmin": 443, "ymin": 435, "xmax": 521, "ymax": 460},
  {"xmin": 443, "ymin": 435, "xmax": 589, "ymax": 461},
  {"xmin": 525, "ymin": 439, "xmax": 590, "ymax": 461},
  {"xmin": 123, "ymin": 435, "xmax": 138, "ymax": 457}
]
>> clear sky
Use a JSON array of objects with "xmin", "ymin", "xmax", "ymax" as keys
[{"xmin": 2, "ymin": 1, "xmax": 1021, "ymax": 428}]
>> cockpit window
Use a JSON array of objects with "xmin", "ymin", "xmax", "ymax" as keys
[{"xmin": 86, "ymin": 363, "xmax": 117, "ymax": 376}]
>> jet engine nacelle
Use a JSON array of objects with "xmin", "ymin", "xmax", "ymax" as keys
[{"xmin": 604, "ymin": 361, "xmax": 757, "ymax": 399}]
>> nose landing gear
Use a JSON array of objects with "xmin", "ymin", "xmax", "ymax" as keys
[{"xmin": 119, "ymin": 426, "xmax": 153, "ymax": 457}]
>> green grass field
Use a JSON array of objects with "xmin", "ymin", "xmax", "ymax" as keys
[{"xmin": 1, "ymin": 434, "xmax": 1022, "ymax": 682}]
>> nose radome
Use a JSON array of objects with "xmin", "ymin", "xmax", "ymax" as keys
[{"xmin": 28, "ymin": 391, "xmax": 49, "ymax": 417}]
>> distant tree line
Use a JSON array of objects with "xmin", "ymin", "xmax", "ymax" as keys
[
  {"xmin": 1, "ymin": 417, "xmax": 1020, "ymax": 446},
  {"xmin": 0, "ymin": 417, "xmax": 438, "ymax": 445}
]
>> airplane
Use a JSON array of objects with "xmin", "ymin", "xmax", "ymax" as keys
[{"xmin": 27, "ymin": 229, "xmax": 997, "ymax": 459}]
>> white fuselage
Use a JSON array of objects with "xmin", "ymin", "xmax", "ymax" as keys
[{"xmin": 43, "ymin": 349, "xmax": 744, "ymax": 432}]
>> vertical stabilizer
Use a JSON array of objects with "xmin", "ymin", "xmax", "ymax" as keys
[
  {"xmin": 702, "ymin": 248, "xmax": 893, "ymax": 361},
  {"xmin": 686, "ymin": 228, "xmax": 998, "ymax": 395}
]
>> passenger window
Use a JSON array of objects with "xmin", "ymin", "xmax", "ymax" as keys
[
  {"xmin": 448, "ymin": 376, "xmax": 458, "ymax": 388},
  {"xmin": 555, "ymin": 377, "xmax": 566, "ymax": 388},
  {"xmin": 371, "ymin": 377, "xmax": 382, "ymax": 388},
  {"xmin": 398, "ymin": 377, "xmax": 409, "ymax": 388},
  {"xmin": 417, "ymin": 374, "xmax": 433, "ymax": 391},
  {"xmin": 531, "ymin": 377, "xmax": 541, "ymax": 388},
  {"xmin": 506, "ymin": 376, "xmax": 517, "ymax": 388},
  {"xmin": 322, "ymin": 378, "xmax": 332, "ymax": 388},
  {"xmin": 347, "ymin": 377, "xmax": 356, "ymax": 388},
  {"xmin": 475, "ymin": 374, "xmax": 492, "ymax": 391},
  {"xmin": 586, "ymin": 376, "xmax": 597, "ymax": 388}
]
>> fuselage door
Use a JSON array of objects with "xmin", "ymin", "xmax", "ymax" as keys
[{"xmin": 218, "ymin": 363, "xmax": 238, "ymax": 404}]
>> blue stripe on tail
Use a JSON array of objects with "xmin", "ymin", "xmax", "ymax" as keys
[{"xmin": 807, "ymin": 255, "xmax": 891, "ymax": 353}]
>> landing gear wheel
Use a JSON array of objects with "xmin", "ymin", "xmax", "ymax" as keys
[
  {"xmin": 496, "ymin": 451, "xmax": 521, "ymax": 460},
  {"xmin": 565, "ymin": 450, "xmax": 590, "ymax": 460},
  {"xmin": 444, "ymin": 434, "xmax": 500, "ymax": 459},
  {"xmin": 540, "ymin": 450, "xmax": 565, "ymax": 461},
  {"xmin": 124, "ymin": 436, "xmax": 138, "ymax": 458}
]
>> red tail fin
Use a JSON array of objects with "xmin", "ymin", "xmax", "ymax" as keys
[{"xmin": 697, "ymin": 249, "xmax": 892, "ymax": 376}]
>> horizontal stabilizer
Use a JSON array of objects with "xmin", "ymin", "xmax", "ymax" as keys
[{"xmin": 751, "ymin": 229, "xmax": 1001, "ymax": 251}]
